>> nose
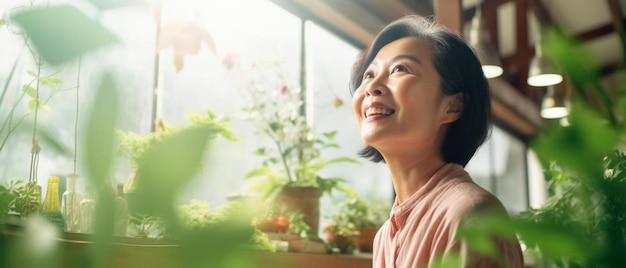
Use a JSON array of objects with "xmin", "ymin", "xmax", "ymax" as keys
[
  {"xmin": 367, "ymin": 87, "xmax": 383, "ymax": 96},
  {"xmin": 364, "ymin": 76, "xmax": 387, "ymax": 96}
]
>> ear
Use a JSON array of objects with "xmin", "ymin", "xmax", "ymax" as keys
[{"xmin": 442, "ymin": 93, "xmax": 463, "ymax": 124}]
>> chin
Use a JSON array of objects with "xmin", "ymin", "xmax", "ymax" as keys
[{"xmin": 360, "ymin": 131, "xmax": 384, "ymax": 146}]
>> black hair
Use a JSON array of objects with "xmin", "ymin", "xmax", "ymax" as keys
[{"xmin": 349, "ymin": 15, "xmax": 491, "ymax": 167}]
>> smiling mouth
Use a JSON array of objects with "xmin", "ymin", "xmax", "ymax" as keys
[{"xmin": 365, "ymin": 107, "xmax": 395, "ymax": 118}]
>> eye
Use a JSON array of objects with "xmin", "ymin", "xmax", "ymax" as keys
[
  {"xmin": 362, "ymin": 71, "xmax": 374, "ymax": 81},
  {"xmin": 392, "ymin": 64, "xmax": 408, "ymax": 73}
]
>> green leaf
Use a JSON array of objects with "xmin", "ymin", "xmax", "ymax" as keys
[
  {"xmin": 457, "ymin": 212, "xmax": 517, "ymax": 258},
  {"xmin": 0, "ymin": 19, "xmax": 5, "ymax": 26},
  {"xmin": 244, "ymin": 166, "xmax": 275, "ymax": 179},
  {"xmin": 269, "ymin": 122, "xmax": 281, "ymax": 132},
  {"xmin": 39, "ymin": 76, "xmax": 63, "ymax": 90},
  {"xmin": 429, "ymin": 253, "xmax": 462, "ymax": 268},
  {"xmin": 513, "ymin": 219, "xmax": 591, "ymax": 260},
  {"xmin": 83, "ymin": 73, "xmax": 119, "ymax": 187},
  {"xmin": 23, "ymin": 84, "xmax": 37, "ymax": 98},
  {"xmin": 543, "ymin": 27, "xmax": 598, "ymax": 90},
  {"xmin": 253, "ymin": 147, "xmax": 267, "ymax": 156},
  {"xmin": 81, "ymin": 74, "xmax": 119, "ymax": 267},
  {"xmin": 27, "ymin": 99, "xmax": 38, "ymax": 111},
  {"xmin": 322, "ymin": 131, "xmax": 337, "ymax": 139},
  {"xmin": 12, "ymin": 4, "xmax": 118, "ymax": 65},
  {"xmin": 134, "ymin": 125, "xmax": 215, "ymax": 220},
  {"xmin": 532, "ymin": 102, "xmax": 617, "ymax": 178}
]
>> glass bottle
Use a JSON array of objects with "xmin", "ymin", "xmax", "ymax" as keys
[
  {"xmin": 41, "ymin": 175, "xmax": 66, "ymax": 230},
  {"xmin": 80, "ymin": 185, "xmax": 96, "ymax": 233},
  {"xmin": 114, "ymin": 183, "xmax": 129, "ymax": 236},
  {"xmin": 62, "ymin": 173, "xmax": 82, "ymax": 232}
]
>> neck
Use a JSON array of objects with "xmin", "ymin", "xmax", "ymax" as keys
[{"xmin": 385, "ymin": 152, "xmax": 447, "ymax": 204}]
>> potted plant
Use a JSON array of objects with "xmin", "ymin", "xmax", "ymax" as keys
[
  {"xmin": 116, "ymin": 110, "xmax": 238, "ymax": 218},
  {"xmin": 352, "ymin": 197, "xmax": 389, "ymax": 253},
  {"xmin": 235, "ymin": 61, "xmax": 360, "ymax": 238},
  {"xmin": 448, "ymin": 27, "xmax": 626, "ymax": 267},
  {"xmin": 0, "ymin": 180, "xmax": 24, "ymax": 223},
  {"xmin": 251, "ymin": 203, "xmax": 289, "ymax": 234},
  {"xmin": 324, "ymin": 194, "xmax": 389, "ymax": 253},
  {"xmin": 324, "ymin": 197, "xmax": 360, "ymax": 254},
  {"xmin": 250, "ymin": 200, "xmax": 331, "ymax": 253},
  {"xmin": 175, "ymin": 199, "xmax": 276, "ymax": 252}
]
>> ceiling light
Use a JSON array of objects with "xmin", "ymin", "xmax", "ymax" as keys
[
  {"xmin": 540, "ymin": 85, "xmax": 569, "ymax": 119},
  {"xmin": 469, "ymin": 8, "xmax": 503, "ymax": 79},
  {"xmin": 527, "ymin": 41, "xmax": 563, "ymax": 87}
]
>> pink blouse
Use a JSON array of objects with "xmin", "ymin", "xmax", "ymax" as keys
[{"xmin": 372, "ymin": 163, "xmax": 524, "ymax": 268}]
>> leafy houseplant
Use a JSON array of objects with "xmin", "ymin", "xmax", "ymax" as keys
[
  {"xmin": 515, "ymin": 153, "xmax": 626, "ymax": 267},
  {"xmin": 242, "ymin": 83, "xmax": 359, "ymax": 198},
  {"xmin": 234, "ymin": 60, "xmax": 360, "ymax": 237},
  {"xmin": 117, "ymin": 109, "xmax": 238, "ymax": 175},
  {"xmin": 510, "ymin": 27, "xmax": 626, "ymax": 267},
  {"xmin": 323, "ymin": 222, "xmax": 358, "ymax": 254},
  {"xmin": 116, "ymin": 110, "xmax": 238, "ymax": 217},
  {"xmin": 451, "ymin": 27, "xmax": 626, "ymax": 268},
  {"xmin": 0, "ymin": 180, "xmax": 24, "ymax": 222},
  {"xmin": 325, "ymin": 194, "xmax": 389, "ymax": 253},
  {"xmin": 175, "ymin": 199, "xmax": 275, "ymax": 252}
]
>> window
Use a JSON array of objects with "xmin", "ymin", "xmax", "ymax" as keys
[
  {"xmin": 305, "ymin": 21, "xmax": 393, "ymax": 219},
  {"xmin": 466, "ymin": 126, "xmax": 530, "ymax": 214},
  {"xmin": 1, "ymin": 0, "xmax": 529, "ymax": 225}
]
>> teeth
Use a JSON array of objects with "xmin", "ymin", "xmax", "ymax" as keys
[{"xmin": 366, "ymin": 107, "xmax": 394, "ymax": 117}]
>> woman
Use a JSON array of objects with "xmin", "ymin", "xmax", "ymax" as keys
[{"xmin": 350, "ymin": 16, "xmax": 524, "ymax": 267}]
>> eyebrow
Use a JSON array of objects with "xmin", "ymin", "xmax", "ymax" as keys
[
  {"xmin": 392, "ymin": 54, "xmax": 422, "ymax": 65},
  {"xmin": 369, "ymin": 54, "xmax": 423, "ymax": 67}
]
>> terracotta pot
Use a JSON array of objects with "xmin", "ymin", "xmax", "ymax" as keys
[
  {"xmin": 255, "ymin": 216, "xmax": 289, "ymax": 233},
  {"xmin": 324, "ymin": 226, "xmax": 358, "ymax": 254},
  {"xmin": 356, "ymin": 226, "xmax": 378, "ymax": 252},
  {"xmin": 275, "ymin": 186, "xmax": 322, "ymax": 238}
]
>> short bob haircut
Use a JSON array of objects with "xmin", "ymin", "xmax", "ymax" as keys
[{"xmin": 349, "ymin": 15, "xmax": 491, "ymax": 167}]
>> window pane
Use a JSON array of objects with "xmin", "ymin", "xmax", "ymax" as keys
[
  {"xmin": 0, "ymin": 4, "xmax": 156, "ymax": 188},
  {"xmin": 156, "ymin": 0, "xmax": 302, "ymax": 204},
  {"xmin": 466, "ymin": 126, "xmax": 529, "ymax": 214},
  {"xmin": 305, "ymin": 21, "xmax": 394, "ymax": 211},
  {"xmin": 0, "ymin": 0, "xmax": 302, "ymax": 204}
]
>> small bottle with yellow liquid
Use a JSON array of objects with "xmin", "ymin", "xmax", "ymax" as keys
[{"xmin": 41, "ymin": 175, "xmax": 66, "ymax": 230}]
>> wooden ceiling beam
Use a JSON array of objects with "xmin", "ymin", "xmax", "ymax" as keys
[
  {"xmin": 433, "ymin": 0, "xmax": 463, "ymax": 34},
  {"xmin": 399, "ymin": 0, "xmax": 434, "ymax": 17},
  {"xmin": 529, "ymin": 0, "xmax": 554, "ymax": 27},
  {"xmin": 483, "ymin": 4, "xmax": 501, "ymax": 52},
  {"xmin": 606, "ymin": 0, "xmax": 626, "ymax": 62},
  {"xmin": 503, "ymin": 21, "xmax": 621, "ymax": 64},
  {"xmin": 462, "ymin": 0, "xmax": 510, "ymax": 23},
  {"xmin": 514, "ymin": 0, "xmax": 531, "ymax": 96},
  {"xmin": 502, "ymin": 21, "xmax": 625, "ymax": 77},
  {"xmin": 270, "ymin": 0, "xmax": 385, "ymax": 48},
  {"xmin": 599, "ymin": 61, "xmax": 623, "ymax": 77},
  {"xmin": 358, "ymin": 0, "xmax": 421, "ymax": 22},
  {"xmin": 577, "ymin": 23, "xmax": 616, "ymax": 41},
  {"xmin": 489, "ymin": 77, "xmax": 543, "ymax": 139}
]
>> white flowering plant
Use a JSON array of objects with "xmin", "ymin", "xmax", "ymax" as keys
[{"xmin": 230, "ymin": 59, "xmax": 359, "ymax": 200}]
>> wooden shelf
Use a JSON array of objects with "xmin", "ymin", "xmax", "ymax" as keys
[{"xmin": 2, "ymin": 227, "xmax": 372, "ymax": 268}]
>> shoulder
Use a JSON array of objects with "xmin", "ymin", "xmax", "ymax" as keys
[
  {"xmin": 433, "ymin": 166, "xmax": 509, "ymax": 222},
  {"xmin": 434, "ymin": 167, "xmax": 524, "ymax": 267}
]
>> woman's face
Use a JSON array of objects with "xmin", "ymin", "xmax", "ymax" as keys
[{"xmin": 352, "ymin": 37, "xmax": 460, "ymax": 157}]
